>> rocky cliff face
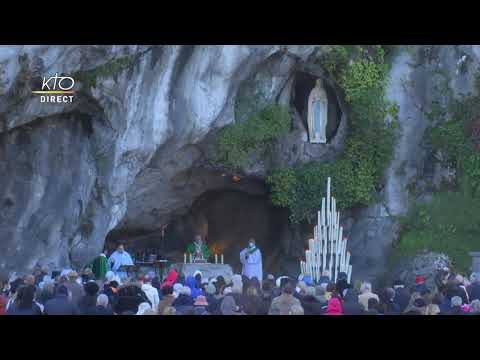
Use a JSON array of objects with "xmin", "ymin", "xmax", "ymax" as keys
[
  {"xmin": 0, "ymin": 45, "xmax": 320, "ymax": 273},
  {"xmin": 0, "ymin": 45, "xmax": 478, "ymax": 279}
]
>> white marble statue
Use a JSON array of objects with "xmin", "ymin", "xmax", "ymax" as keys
[{"xmin": 307, "ymin": 78, "xmax": 328, "ymax": 143}]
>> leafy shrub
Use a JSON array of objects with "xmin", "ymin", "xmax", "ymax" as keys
[
  {"xmin": 215, "ymin": 104, "xmax": 291, "ymax": 170},
  {"xmin": 396, "ymin": 191, "xmax": 480, "ymax": 273}
]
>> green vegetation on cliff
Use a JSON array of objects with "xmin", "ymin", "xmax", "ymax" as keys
[
  {"xmin": 268, "ymin": 46, "xmax": 398, "ymax": 223},
  {"xmin": 215, "ymin": 104, "xmax": 291, "ymax": 170},
  {"xmin": 396, "ymin": 75, "xmax": 480, "ymax": 272}
]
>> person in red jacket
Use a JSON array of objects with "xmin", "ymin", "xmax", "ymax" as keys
[
  {"xmin": 326, "ymin": 297, "xmax": 343, "ymax": 315},
  {"xmin": 161, "ymin": 268, "xmax": 179, "ymax": 289}
]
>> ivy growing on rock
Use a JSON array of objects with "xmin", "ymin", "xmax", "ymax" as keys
[
  {"xmin": 396, "ymin": 73, "xmax": 480, "ymax": 271},
  {"xmin": 214, "ymin": 104, "xmax": 291, "ymax": 170},
  {"xmin": 73, "ymin": 53, "xmax": 141, "ymax": 89},
  {"xmin": 267, "ymin": 46, "xmax": 398, "ymax": 223}
]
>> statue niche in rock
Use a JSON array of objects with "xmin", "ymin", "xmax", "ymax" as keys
[{"xmin": 307, "ymin": 78, "xmax": 328, "ymax": 144}]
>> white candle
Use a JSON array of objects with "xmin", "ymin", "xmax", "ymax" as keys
[
  {"xmin": 189, "ymin": 253, "xmax": 192, "ymax": 263},
  {"xmin": 184, "ymin": 253, "xmax": 187, "ymax": 264},
  {"xmin": 215, "ymin": 254, "xmax": 218, "ymax": 264},
  {"xmin": 221, "ymin": 254, "xmax": 224, "ymax": 264}
]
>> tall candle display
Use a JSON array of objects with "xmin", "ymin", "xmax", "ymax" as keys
[
  {"xmin": 299, "ymin": 177, "xmax": 353, "ymax": 284},
  {"xmin": 221, "ymin": 254, "xmax": 224, "ymax": 264},
  {"xmin": 215, "ymin": 254, "xmax": 218, "ymax": 264},
  {"xmin": 184, "ymin": 253, "xmax": 187, "ymax": 264}
]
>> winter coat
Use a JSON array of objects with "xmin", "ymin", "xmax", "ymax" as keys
[
  {"xmin": 258, "ymin": 293, "xmax": 273, "ymax": 315},
  {"xmin": 449, "ymin": 306, "xmax": 466, "ymax": 315},
  {"xmin": 44, "ymin": 294, "xmax": 79, "ymax": 315},
  {"xmin": 300, "ymin": 295, "xmax": 324, "ymax": 315},
  {"xmin": 141, "ymin": 283, "xmax": 160, "ymax": 310},
  {"xmin": 342, "ymin": 298, "xmax": 364, "ymax": 315},
  {"xmin": 220, "ymin": 295, "xmax": 243, "ymax": 315},
  {"xmin": 161, "ymin": 269, "xmax": 178, "ymax": 289},
  {"xmin": 7, "ymin": 302, "xmax": 42, "ymax": 315},
  {"xmin": 172, "ymin": 294, "xmax": 194, "ymax": 308},
  {"xmin": 0, "ymin": 295, "xmax": 7, "ymax": 315},
  {"xmin": 185, "ymin": 276, "xmax": 204, "ymax": 299},
  {"xmin": 103, "ymin": 285, "xmax": 119, "ymax": 308},
  {"xmin": 467, "ymin": 282, "xmax": 480, "ymax": 302},
  {"xmin": 94, "ymin": 305, "xmax": 114, "ymax": 315},
  {"xmin": 268, "ymin": 293, "xmax": 301, "ymax": 315},
  {"xmin": 77, "ymin": 295, "xmax": 98, "ymax": 315},
  {"xmin": 393, "ymin": 286, "xmax": 410, "ymax": 312},
  {"xmin": 336, "ymin": 280, "xmax": 350, "ymax": 298},
  {"xmin": 206, "ymin": 294, "xmax": 220, "ymax": 315},
  {"xmin": 243, "ymin": 295, "xmax": 263, "ymax": 315},
  {"xmin": 326, "ymin": 298, "xmax": 343, "ymax": 315},
  {"xmin": 158, "ymin": 294, "xmax": 175, "ymax": 314},
  {"xmin": 384, "ymin": 300, "xmax": 401, "ymax": 315}
]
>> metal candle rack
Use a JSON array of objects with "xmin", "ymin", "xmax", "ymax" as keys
[{"xmin": 299, "ymin": 177, "xmax": 352, "ymax": 284}]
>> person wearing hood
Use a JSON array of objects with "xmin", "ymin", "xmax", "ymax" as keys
[
  {"xmin": 240, "ymin": 238, "xmax": 263, "ymax": 283},
  {"xmin": 342, "ymin": 288, "xmax": 364, "ymax": 315},
  {"xmin": 141, "ymin": 274, "xmax": 160, "ymax": 311},
  {"xmin": 380, "ymin": 287, "xmax": 401, "ymax": 314},
  {"xmin": 326, "ymin": 297, "xmax": 343, "ymax": 315},
  {"xmin": 300, "ymin": 286, "xmax": 324, "ymax": 315},
  {"xmin": 220, "ymin": 295, "xmax": 244, "ymax": 315},
  {"xmin": 161, "ymin": 268, "xmax": 179, "ymax": 289},
  {"xmin": 44, "ymin": 285, "xmax": 79, "ymax": 315},
  {"xmin": 185, "ymin": 276, "xmax": 204, "ymax": 299},
  {"xmin": 335, "ymin": 272, "xmax": 350, "ymax": 299}
]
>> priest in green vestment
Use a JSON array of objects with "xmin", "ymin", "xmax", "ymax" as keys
[
  {"xmin": 186, "ymin": 235, "xmax": 210, "ymax": 262},
  {"xmin": 89, "ymin": 250, "xmax": 110, "ymax": 280}
]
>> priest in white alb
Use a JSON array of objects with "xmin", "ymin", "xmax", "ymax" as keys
[
  {"xmin": 108, "ymin": 243, "xmax": 134, "ymax": 280},
  {"xmin": 240, "ymin": 238, "xmax": 263, "ymax": 282}
]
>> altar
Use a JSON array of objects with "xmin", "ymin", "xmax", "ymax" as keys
[{"xmin": 170, "ymin": 263, "xmax": 234, "ymax": 283}]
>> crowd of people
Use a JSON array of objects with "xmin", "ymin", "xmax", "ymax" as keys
[{"xmin": 1, "ymin": 265, "xmax": 480, "ymax": 315}]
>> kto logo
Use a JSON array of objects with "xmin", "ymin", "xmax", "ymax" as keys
[{"xmin": 32, "ymin": 73, "xmax": 75, "ymax": 103}]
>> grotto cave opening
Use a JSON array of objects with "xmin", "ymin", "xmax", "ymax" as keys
[
  {"xmin": 292, "ymin": 71, "xmax": 342, "ymax": 142},
  {"xmin": 106, "ymin": 188, "xmax": 303, "ymax": 276}
]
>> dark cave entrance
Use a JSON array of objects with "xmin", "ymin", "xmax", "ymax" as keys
[
  {"xmin": 163, "ymin": 189, "xmax": 293, "ymax": 274},
  {"xmin": 292, "ymin": 71, "xmax": 342, "ymax": 142}
]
